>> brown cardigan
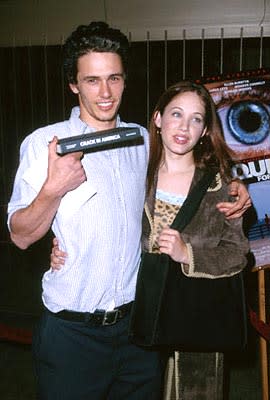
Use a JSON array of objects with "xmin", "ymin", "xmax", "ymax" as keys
[{"xmin": 141, "ymin": 168, "xmax": 250, "ymax": 278}]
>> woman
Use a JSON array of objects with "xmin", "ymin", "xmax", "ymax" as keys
[
  {"xmin": 138, "ymin": 80, "xmax": 249, "ymax": 399},
  {"xmin": 51, "ymin": 81, "xmax": 250, "ymax": 398},
  {"xmin": 143, "ymin": 80, "xmax": 249, "ymax": 277}
]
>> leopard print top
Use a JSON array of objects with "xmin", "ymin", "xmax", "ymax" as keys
[{"xmin": 151, "ymin": 189, "xmax": 185, "ymax": 253}]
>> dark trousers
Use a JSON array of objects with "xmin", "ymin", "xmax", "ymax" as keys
[{"xmin": 32, "ymin": 309, "xmax": 163, "ymax": 400}]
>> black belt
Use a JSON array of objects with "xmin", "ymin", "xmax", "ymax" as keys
[{"xmin": 49, "ymin": 301, "xmax": 133, "ymax": 326}]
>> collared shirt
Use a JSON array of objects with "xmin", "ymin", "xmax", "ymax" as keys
[{"xmin": 8, "ymin": 107, "xmax": 149, "ymax": 313}]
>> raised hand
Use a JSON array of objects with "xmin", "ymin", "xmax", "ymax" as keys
[
  {"xmin": 158, "ymin": 227, "xmax": 189, "ymax": 264},
  {"xmin": 45, "ymin": 136, "xmax": 87, "ymax": 197}
]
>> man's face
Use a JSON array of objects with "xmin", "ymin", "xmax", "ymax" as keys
[{"xmin": 69, "ymin": 52, "xmax": 125, "ymax": 130}]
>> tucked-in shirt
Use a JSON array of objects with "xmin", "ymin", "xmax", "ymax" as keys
[{"xmin": 7, "ymin": 107, "xmax": 149, "ymax": 313}]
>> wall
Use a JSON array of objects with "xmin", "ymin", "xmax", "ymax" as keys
[{"xmin": 0, "ymin": 0, "xmax": 269, "ymax": 46}]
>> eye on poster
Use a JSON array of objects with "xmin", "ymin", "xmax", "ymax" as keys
[{"xmin": 204, "ymin": 69, "xmax": 270, "ymax": 268}]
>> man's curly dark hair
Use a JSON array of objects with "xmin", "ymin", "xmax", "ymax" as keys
[{"xmin": 63, "ymin": 21, "xmax": 130, "ymax": 84}]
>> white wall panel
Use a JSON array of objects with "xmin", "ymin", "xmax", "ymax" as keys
[{"xmin": 0, "ymin": 0, "xmax": 269, "ymax": 45}]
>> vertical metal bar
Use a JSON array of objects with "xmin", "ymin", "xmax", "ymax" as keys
[
  {"xmin": 60, "ymin": 35, "xmax": 66, "ymax": 120},
  {"xmin": 27, "ymin": 38, "xmax": 34, "ymax": 131},
  {"xmin": 103, "ymin": 0, "xmax": 108, "ymax": 22},
  {"xmin": 43, "ymin": 34, "xmax": 49, "ymax": 124},
  {"xmin": 146, "ymin": 31, "xmax": 150, "ymax": 127},
  {"xmin": 220, "ymin": 28, "xmax": 224, "ymax": 75},
  {"xmin": 259, "ymin": 26, "xmax": 264, "ymax": 69},
  {"xmin": 12, "ymin": 34, "xmax": 19, "ymax": 143},
  {"xmin": 239, "ymin": 27, "xmax": 243, "ymax": 71},
  {"xmin": 201, "ymin": 28, "xmax": 205, "ymax": 78},
  {"xmin": 182, "ymin": 29, "xmax": 186, "ymax": 80},
  {"xmin": 164, "ymin": 30, "xmax": 168, "ymax": 90},
  {"xmin": 0, "ymin": 49, "xmax": 5, "ymax": 199}
]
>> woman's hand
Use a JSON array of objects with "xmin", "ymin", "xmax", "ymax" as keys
[
  {"xmin": 216, "ymin": 180, "xmax": 252, "ymax": 219},
  {"xmin": 158, "ymin": 227, "xmax": 189, "ymax": 264},
  {"xmin": 50, "ymin": 237, "xmax": 67, "ymax": 271}
]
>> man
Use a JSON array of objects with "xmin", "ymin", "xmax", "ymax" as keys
[{"xmin": 7, "ymin": 21, "xmax": 250, "ymax": 399}]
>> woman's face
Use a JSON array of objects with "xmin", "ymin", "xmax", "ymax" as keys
[{"xmin": 155, "ymin": 91, "xmax": 207, "ymax": 158}]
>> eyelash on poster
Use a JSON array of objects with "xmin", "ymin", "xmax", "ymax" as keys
[{"xmin": 214, "ymin": 87, "xmax": 270, "ymax": 150}]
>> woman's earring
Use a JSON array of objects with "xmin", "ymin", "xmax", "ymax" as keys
[{"xmin": 156, "ymin": 128, "xmax": 161, "ymax": 135}]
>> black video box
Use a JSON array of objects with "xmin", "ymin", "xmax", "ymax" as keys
[{"xmin": 56, "ymin": 127, "xmax": 142, "ymax": 155}]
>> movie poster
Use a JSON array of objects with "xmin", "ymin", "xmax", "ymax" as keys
[{"xmin": 204, "ymin": 69, "xmax": 270, "ymax": 268}]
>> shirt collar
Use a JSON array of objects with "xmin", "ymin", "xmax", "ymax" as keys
[{"xmin": 69, "ymin": 106, "xmax": 124, "ymax": 134}]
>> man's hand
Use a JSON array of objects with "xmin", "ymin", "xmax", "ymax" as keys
[
  {"xmin": 44, "ymin": 136, "xmax": 86, "ymax": 197},
  {"xmin": 50, "ymin": 237, "xmax": 67, "ymax": 271},
  {"xmin": 9, "ymin": 136, "xmax": 87, "ymax": 249},
  {"xmin": 216, "ymin": 180, "xmax": 252, "ymax": 219}
]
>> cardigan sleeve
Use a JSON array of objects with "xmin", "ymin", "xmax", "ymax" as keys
[{"xmin": 180, "ymin": 181, "xmax": 250, "ymax": 278}]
